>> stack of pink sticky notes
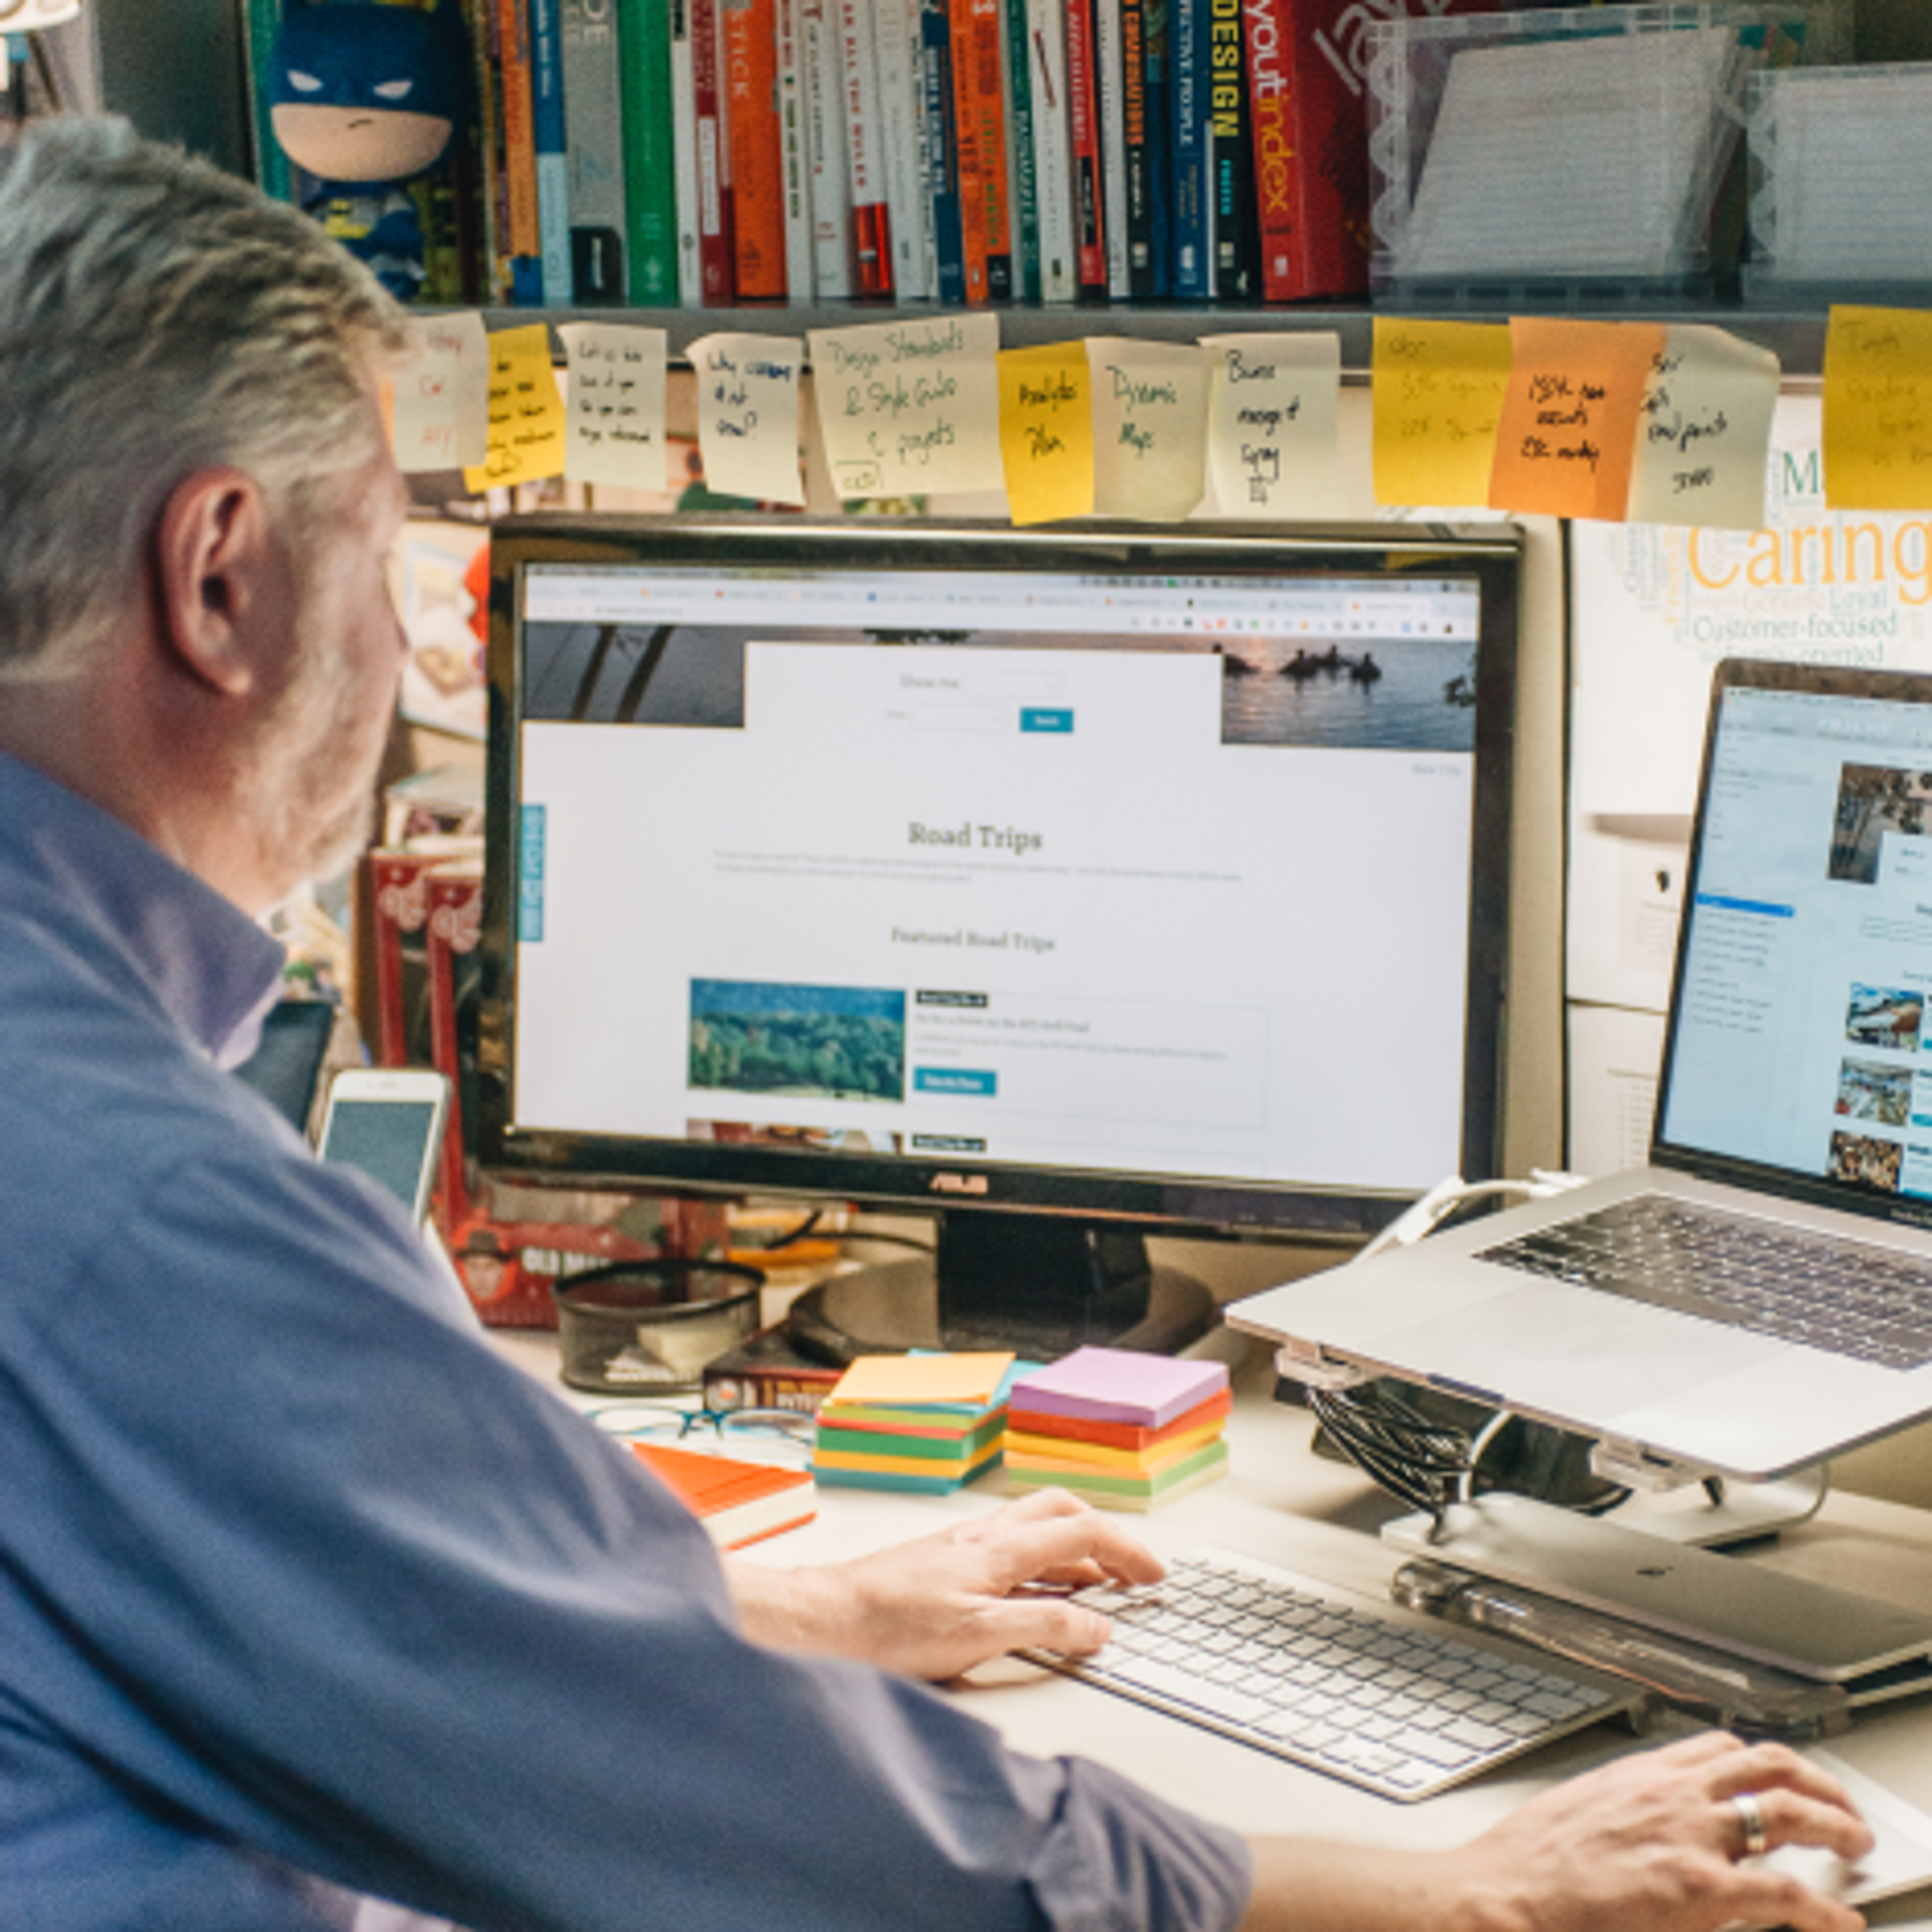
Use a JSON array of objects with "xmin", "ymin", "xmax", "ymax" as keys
[{"xmin": 1004, "ymin": 1347, "xmax": 1231, "ymax": 1511}]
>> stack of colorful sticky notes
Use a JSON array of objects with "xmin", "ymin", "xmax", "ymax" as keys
[
  {"xmin": 813, "ymin": 1351, "xmax": 1017, "ymax": 1493},
  {"xmin": 1005, "ymin": 1347, "xmax": 1232, "ymax": 1511}
]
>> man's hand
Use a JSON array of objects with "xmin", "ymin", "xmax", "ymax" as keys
[
  {"xmin": 726, "ymin": 1487, "xmax": 1164, "ymax": 1680},
  {"xmin": 1239, "ymin": 1732, "xmax": 1874, "ymax": 1932}
]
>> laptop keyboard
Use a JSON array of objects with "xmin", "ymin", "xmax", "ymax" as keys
[
  {"xmin": 1025, "ymin": 1547, "xmax": 1645, "ymax": 1801},
  {"xmin": 1477, "ymin": 1193, "xmax": 1932, "ymax": 1370}
]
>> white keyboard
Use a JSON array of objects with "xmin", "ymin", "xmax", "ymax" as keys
[{"xmin": 1027, "ymin": 1546, "xmax": 1652, "ymax": 1801}]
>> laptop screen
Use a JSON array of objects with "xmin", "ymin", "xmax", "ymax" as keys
[{"xmin": 1659, "ymin": 666, "xmax": 1932, "ymax": 1206}]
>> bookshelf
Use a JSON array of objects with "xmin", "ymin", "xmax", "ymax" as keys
[{"xmin": 77, "ymin": 3, "xmax": 1926, "ymax": 384}]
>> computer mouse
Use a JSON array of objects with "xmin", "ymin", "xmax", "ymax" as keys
[{"xmin": 1756, "ymin": 1842, "xmax": 1854, "ymax": 1902}]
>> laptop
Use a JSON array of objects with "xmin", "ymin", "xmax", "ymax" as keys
[{"xmin": 1229, "ymin": 658, "xmax": 1932, "ymax": 1482}]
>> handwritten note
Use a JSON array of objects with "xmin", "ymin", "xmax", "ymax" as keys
[
  {"xmin": 1823, "ymin": 306, "xmax": 1932, "ymax": 512},
  {"xmin": 1086, "ymin": 337, "xmax": 1214, "ymax": 521},
  {"xmin": 389, "ymin": 311, "xmax": 490, "ymax": 472},
  {"xmin": 998, "ymin": 342, "xmax": 1094, "ymax": 526},
  {"xmin": 462, "ymin": 324, "xmax": 567, "ymax": 494},
  {"xmin": 689, "ymin": 331, "xmax": 806, "ymax": 507},
  {"xmin": 1626, "ymin": 325, "xmax": 1781, "ymax": 530},
  {"xmin": 1372, "ymin": 318, "xmax": 1512, "ymax": 508},
  {"xmin": 1199, "ymin": 332, "xmax": 1343, "ymax": 519},
  {"xmin": 558, "ymin": 322, "xmax": 668, "ymax": 490},
  {"xmin": 1489, "ymin": 317, "xmax": 1662, "ymax": 521},
  {"xmin": 808, "ymin": 312, "xmax": 1004, "ymax": 499}
]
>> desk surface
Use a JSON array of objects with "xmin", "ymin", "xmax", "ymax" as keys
[{"xmin": 486, "ymin": 1320, "xmax": 1932, "ymax": 1924}]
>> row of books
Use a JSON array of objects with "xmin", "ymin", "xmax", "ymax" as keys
[{"xmin": 243, "ymin": 0, "xmax": 1521, "ymax": 312}]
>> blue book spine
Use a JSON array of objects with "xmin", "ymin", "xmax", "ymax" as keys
[
  {"xmin": 918, "ymin": 0, "xmax": 967, "ymax": 307},
  {"xmin": 529, "ymin": 0, "xmax": 572, "ymax": 303},
  {"xmin": 1167, "ymin": 0, "xmax": 1209, "ymax": 299}
]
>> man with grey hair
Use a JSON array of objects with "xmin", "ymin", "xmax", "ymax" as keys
[{"xmin": 0, "ymin": 115, "xmax": 1873, "ymax": 1932}]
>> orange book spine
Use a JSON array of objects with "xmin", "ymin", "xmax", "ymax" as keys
[
  {"xmin": 946, "ymin": 0, "xmax": 989, "ymax": 301},
  {"xmin": 493, "ymin": 0, "xmax": 542, "ymax": 267},
  {"xmin": 723, "ymin": 0, "xmax": 787, "ymax": 296},
  {"xmin": 963, "ymin": 0, "xmax": 1012, "ymax": 299}
]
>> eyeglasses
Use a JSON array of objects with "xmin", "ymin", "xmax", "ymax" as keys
[{"xmin": 584, "ymin": 1401, "xmax": 817, "ymax": 1466}]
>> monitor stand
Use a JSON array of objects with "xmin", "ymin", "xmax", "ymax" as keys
[{"xmin": 783, "ymin": 1212, "xmax": 1217, "ymax": 1363}]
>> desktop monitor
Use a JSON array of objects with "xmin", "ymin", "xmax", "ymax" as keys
[{"xmin": 476, "ymin": 515, "xmax": 1521, "ymax": 1359}]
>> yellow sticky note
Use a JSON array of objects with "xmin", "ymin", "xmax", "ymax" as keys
[
  {"xmin": 462, "ymin": 323, "xmax": 567, "ymax": 494},
  {"xmin": 826, "ymin": 1352, "xmax": 1015, "ymax": 1409},
  {"xmin": 1488, "ymin": 317, "xmax": 1662, "ymax": 522},
  {"xmin": 999, "ymin": 342, "xmax": 1093, "ymax": 525},
  {"xmin": 1372, "ymin": 318, "xmax": 1512, "ymax": 509},
  {"xmin": 1823, "ymin": 307, "xmax": 1932, "ymax": 512}
]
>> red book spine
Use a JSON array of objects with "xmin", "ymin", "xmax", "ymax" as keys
[
  {"xmin": 493, "ymin": 0, "xmax": 543, "ymax": 279},
  {"xmin": 365, "ymin": 849, "xmax": 439, "ymax": 1068},
  {"xmin": 839, "ymin": 0, "xmax": 895, "ymax": 295},
  {"xmin": 692, "ymin": 0, "xmax": 738, "ymax": 301},
  {"xmin": 1063, "ymin": 0, "xmax": 1107, "ymax": 294},
  {"xmin": 1242, "ymin": 0, "xmax": 1299, "ymax": 301},
  {"xmin": 424, "ymin": 859, "xmax": 484, "ymax": 1230},
  {"xmin": 724, "ymin": 0, "xmax": 787, "ymax": 295}
]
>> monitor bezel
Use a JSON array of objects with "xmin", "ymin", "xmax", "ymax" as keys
[{"xmin": 476, "ymin": 514, "xmax": 1521, "ymax": 1244}]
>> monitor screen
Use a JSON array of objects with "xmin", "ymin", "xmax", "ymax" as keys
[{"xmin": 478, "ymin": 516, "xmax": 1520, "ymax": 1354}]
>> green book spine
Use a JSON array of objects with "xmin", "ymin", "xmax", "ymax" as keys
[
  {"xmin": 1002, "ymin": 0, "xmax": 1040, "ymax": 303},
  {"xmin": 242, "ymin": 0, "xmax": 292, "ymax": 201},
  {"xmin": 617, "ymin": 0, "xmax": 680, "ymax": 302}
]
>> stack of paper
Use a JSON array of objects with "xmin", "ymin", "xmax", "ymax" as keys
[
  {"xmin": 813, "ymin": 1352, "xmax": 1017, "ymax": 1493},
  {"xmin": 1746, "ymin": 63, "xmax": 1932, "ymax": 295},
  {"xmin": 1004, "ymin": 1348, "xmax": 1232, "ymax": 1512}
]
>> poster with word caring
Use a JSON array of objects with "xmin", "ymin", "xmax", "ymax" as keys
[
  {"xmin": 1086, "ymin": 337, "xmax": 1215, "ymax": 521},
  {"xmin": 389, "ymin": 311, "xmax": 490, "ymax": 472},
  {"xmin": 1568, "ymin": 391, "xmax": 1932, "ymax": 1019},
  {"xmin": 1489, "ymin": 317, "xmax": 1662, "ymax": 522},
  {"xmin": 1370, "ymin": 317, "xmax": 1511, "ymax": 511},
  {"xmin": 998, "ymin": 341, "xmax": 1094, "ymax": 526},
  {"xmin": 558, "ymin": 323, "xmax": 668, "ymax": 490},
  {"xmin": 689, "ymin": 332, "xmax": 806, "ymax": 506},
  {"xmin": 1198, "ymin": 332, "xmax": 1344, "ymax": 520},
  {"xmin": 808, "ymin": 311, "xmax": 1005, "ymax": 499},
  {"xmin": 462, "ymin": 324, "xmax": 567, "ymax": 494}
]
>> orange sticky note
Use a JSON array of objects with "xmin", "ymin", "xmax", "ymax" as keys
[
  {"xmin": 1371, "ymin": 318, "xmax": 1512, "ymax": 509},
  {"xmin": 826, "ymin": 1352, "xmax": 1015, "ymax": 1409},
  {"xmin": 1488, "ymin": 317, "xmax": 1662, "ymax": 522},
  {"xmin": 1823, "ymin": 306, "xmax": 1932, "ymax": 512},
  {"xmin": 999, "ymin": 342, "xmax": 1094, "ymax": 526},
  {"xmin": 462, "ymin": 323, "xmax": 567, "ymax": 493}
]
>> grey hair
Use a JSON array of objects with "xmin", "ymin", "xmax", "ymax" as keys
[{"xmin": 0, "ymin": 116, "xmax": 414, "ymax": 682}]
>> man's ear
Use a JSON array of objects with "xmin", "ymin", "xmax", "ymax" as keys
[{"xmin": 150, "ymin": 468, "xmax": 292, "ymax": 700}]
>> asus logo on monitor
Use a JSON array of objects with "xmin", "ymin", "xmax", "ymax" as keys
[{"xmin": 930, "ymin": 1172, "xmax": 990, "ymax": 1196}]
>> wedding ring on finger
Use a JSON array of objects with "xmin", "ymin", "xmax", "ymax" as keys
[{"xmin": 1730, "ymin": 1790, "xmax": 1770, "ymax": 1861}]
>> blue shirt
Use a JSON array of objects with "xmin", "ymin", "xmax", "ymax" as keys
[{"xmin": 0, "ymin": 752, "xmax": 1251, "ymax": 1931}]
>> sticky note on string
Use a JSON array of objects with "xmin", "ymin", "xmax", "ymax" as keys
[
  {"xmin": 462, "ymin": 324, "xmax": 567, "ymax": 494},
  {"xmin": 1371, "ymin": 318, "xmax": 1511, "ymax": 509},
  {"xmin": 1087, "ymin": 337, "xmax": 1215, "ymax": 521},
  {"xmin": 808, "ymin": 311, "xmax": 1005, "ymax": 501},
  {"xmin": 558, "ymin": 322, "xmax": 668, "ymax": 491},
  {"xmin": 389, "ymin": 311, "xmax": 489, "ymax": 473},
  {"xmin": 689, "ymin": 331, "xmax": 806, "ymax": 507},
  {"xmin": 1823, "ymin": 306, "xmax": 1932, "ymax": 512},
  {"xmin": 1626, "ymin": 325, "xmax": 1780, "ymax": 531},
  {"xmin": 1199, "ymin": 332, "xmax": 1344, "ymax": 519},
  {"xmin": 1488, "ymin": 317, "xmax": 1663, "ymax": 522},
  {"xmin": 999, "ymin": 341, "xmax": 1093, "ymax": 526}
]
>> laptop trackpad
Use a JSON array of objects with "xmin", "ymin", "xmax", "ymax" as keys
[{"xmin": 1387, "ymin": 1281, "xmax": 1781, "ymax": 1417}]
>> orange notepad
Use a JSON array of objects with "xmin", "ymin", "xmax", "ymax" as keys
[{"xmin": 631, "ymin": 1441, "xmax": 816, "ymax": 1551}]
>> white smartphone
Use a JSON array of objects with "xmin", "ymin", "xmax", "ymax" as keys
[{"xmin": 316, "ymin": 1067, "xmax": 450, "ymax": 1226}]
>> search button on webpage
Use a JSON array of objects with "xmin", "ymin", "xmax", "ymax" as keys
[{"xmin": 1020, "ymin": 709, "xmax": 1075, "ymax": 734}]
